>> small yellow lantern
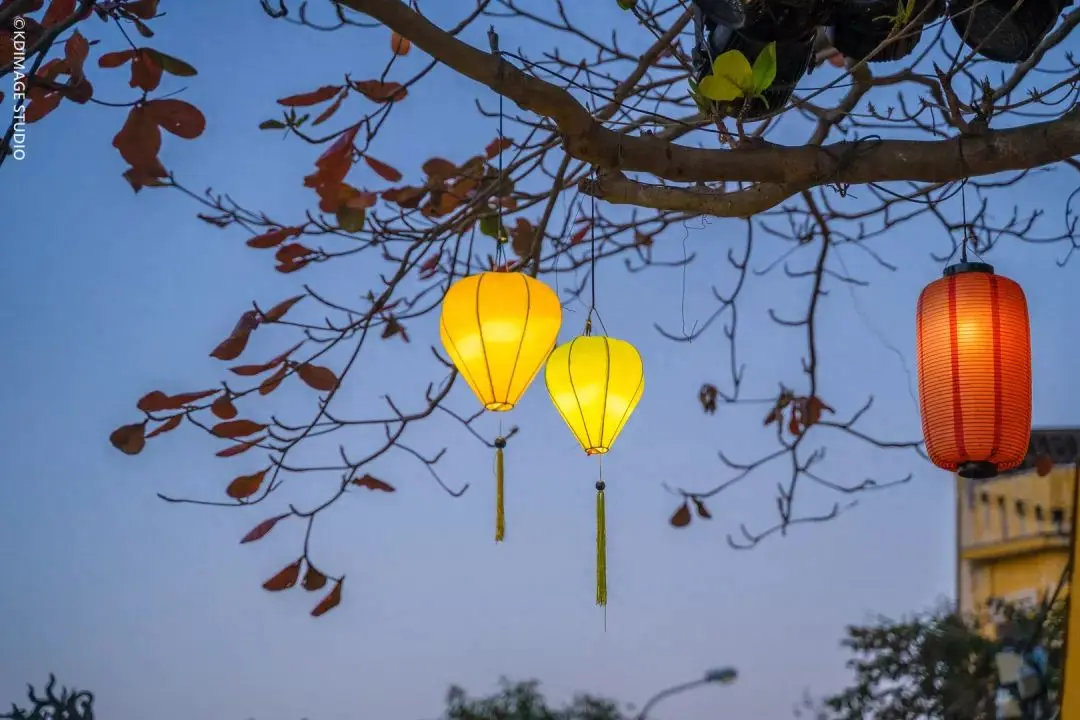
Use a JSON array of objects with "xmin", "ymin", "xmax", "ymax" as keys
[
  {"xmin": 439, "ymin": 270, "xmax": 562, "ymax": 541},
  {"xmin": 546, "ymin": 332, "xmax": 644, "ymax": 607}
]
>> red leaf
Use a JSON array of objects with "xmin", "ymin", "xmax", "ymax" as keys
[
  {"xmin": 143, "ymin": 98, "xmax": 206, "ymax": 139},
  {"xmin": 382, "ymin": 185, "xmax": 426, "ymax": 208},
  {"xmin": 98, "ymin": 49, "xmax": 137, "ymax": 68},
  {"xmin": 169, "ymin": 389, "xmax": 218, "ymax": 406},
  {"xmin": 112, "ymin": 105, "xmax": 161, "ymax": 170},
  {"xmin": 261, "ymin": 295, "xmax": 305, "ymax": 322},
  {"xmin": 296, "ymin": 363, "xmax": 338, "ymax": 392},
  {"xmin": 390, "ymin": 31, "xmax": 411, "ymax": 56},
  {"xmin": 351, "ymin": 473, "xmax": 395, "ymax": 492},
  {"xmin": 24, "ymin": 91, "xmax": 62, "ymax": 123},
  {"xmin": 364, "ymin": 155, "xmax": 402, "ymax": 182},
  {"xmin": 246, "ymin": 226, "xmax": 302, "ymax": 249},
  {"xmin": 136, "ymin": 390, "xmax": 173, "ymax": 413},
  {"xmin": 124, "ymin": 0, "xmax": 160, "ymax": 19},
  {"xmin": 422, "ymin": 157, "xmax": 457, "ymax": 181},
  {"xmin": 211, "ymin": 419, "xmax": 267, "ymax": 438},
  {"xmin": 278, "ymin": 85, "xmax": 342, "ymax": 107},
  {"xmin": 276, "ymin": 243, "xmax": 313, "ymax": 263},
  {"xmin": 276, "ymin": 258, "xmax": 311, "ymax": 274},
  {"xmin": 42, "ymin": 0, "xmax": 75, "ymax": 26},
  {"xmin": 312, "ymin": 91, "xmax": 346, "ymax": 126},
  {"xmin": 263, "ymin": 560, "xmax": 301, "ymax": 591},
  {"xmin": 670, "ymin": 501, "xmax": 692, "ymax": 527},
  {"xmin": 226, "ymin": 468, "xmax": 267, "ymax": 499},
  {"xmin": 230, "ymin": 359, "xmax": 284, "ymax": 376},
  {"xmin": 64, "ymin": 30, "xmax": 89, "ymax": 77},
  {"xmin": 240, "ymin": 513, "xmax": 290, "ymax": 543},
  {"xmin": 259, "ymin": 366, "xmax": 289, "ymax": 395},
  {"xmin": 303, "ymin": 565, "xmax": 328, "ymax": 591},
  {"xmin": 211, "ymin": 395, "xmax": 237, "ymax": 420},
  {"xmin": 352, "ymin": 79, "xmax": 406, "ymax": 103},
  {"xmin": 570, "ymin": 224, "xmax": 589, "ymax": 245},
  {"xmin": 216, "ymin": 435, "xmax": 266, "ymax": 458},
  {"xmin": 418, "ymin": 252, "xmax": 441, "ymax": 280},
  {"xmin": 129, "ymin": 49, "xmax": 163, "ymax": 92},
  {"xmin": 109, "ymin": 422, "xmax": 146, "ymax": 455},
  {"xmin": 145, "ymin": 414, "xmax": 182, "ymax": 438},
  {"xmin": 210, "ymin": 310, "xmax": 259, "ymax": 361},
  {"xmin": 311, "ymin": 579, "xmax": 343, "ymax": 617},
  {"xmin": 485, "ymin": 136, "xmax": 513, "ymax": 158},
  {"xmin": 692, "ymin": 498, "xmax": 712, "ymax": 520}
]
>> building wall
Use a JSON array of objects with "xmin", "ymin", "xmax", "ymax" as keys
[{"xmin": 955, "ymin": 451, "xmax": 1076, "ymax": 618}]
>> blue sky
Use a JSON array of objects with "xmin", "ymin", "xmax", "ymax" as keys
[{"xmin": 1, "ymin": 2, "xmax": 1078, "ymax": 720}]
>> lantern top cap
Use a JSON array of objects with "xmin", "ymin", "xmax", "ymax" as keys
[{"xmin": 943, "ymin": 261, "xmax": 994, "ymax": 277}]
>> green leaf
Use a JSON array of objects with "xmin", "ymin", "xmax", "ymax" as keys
[
  {"xmin": 259, "ymin": 119, "xmax": 286, "ymax": 130},
  {"xmin": 687, "ymin": 77, "xmax": 711, "ymax": 113},
  {"xmin": 616, "ymin": 0, "xmax": 637, "ymax": 7},
  {"xmin": 337, "ymin": 206, "xmax": 366, "ymax": 233},
  {"xmin": 751, "ymin": 42, "xmax": 777, "ymax": 95},
  {"xmin": 479, "ymin": 213, "xmax": 508, "ymax": 241},
  {"xmin": 698, "ymin": 50, "xmax": 753, "ymax": 102},
  {"xmin": 145, "ymin": 49, "xmax": 197, "ymax": 76}
]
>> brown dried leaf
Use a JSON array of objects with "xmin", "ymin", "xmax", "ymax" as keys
[
  {"xmin": 669, "ymin": 501, "xmax": 692, "ymax": 528},
  {"xmin": 352, "ymin": 79, "xmax": 406, "ymax": 103},
  {"xmin": 311, "ymin": 579, "xmax": 343, "ymax": 617},
  {"xmin": 692, "ymin": 498, "xmax": 712, "ymax": 520},
  {"xmin": 277, "ymin": 85, "xmax": 342, "ymax": 107},
  {"xmin": 216, "ymin": 435, "xmax": 266, "ymax": 458},
  {"xmin": 226, "ymin": 468, "xmax": 267, "ymax": 499},
  {"xmin": 169, "ymin": 389, "xmax": 218, "ymax": 406},
  {"xmin": 259, "ymin": 365, "xmax": 290, "ymax": 396},
  {"xmin": 143, "ymin": 98, "xmax": 205, "ymax": 139},
  {"xmin": 422, "ymin": 157, "xmax": 457, "ymax": 181},
  {"xmin": 296, "ymin": 363, "xmax": 338, "ymax": 392},
  {"xmin": 211, "ymin": 419, "xmax": 267, "ymax": 439},
  {"xmin": 485, "ymin": 136, "xmax": 513, "ymax": 158},
  {"xmin": 109, "ymin": 422, "xmax": 146, "ymax": 455},
  {"xmin": 364, "ymin": 155, "xmax": 402, "ymax": 182},
  {"xmin": 263, "ymin": 560, "xmax": 301, "ymax": 591},
  {"xmin": 240, "ymin": 513, "xmax": 290, "ymax": 544},
  {"xmin": 98, "ymin": 49, "xmax": 137, "ymax": 67},
  {"xmin": 112, "ymin": 105, "xmax": 161, "ymax": 169},
  {"xmin": 145, "ymin": 414, "xmax": 182, "ymax": 438},
  {"xmin": 136, "ymin": 390, "xmax": 173, "ymax": 413},
  {"xmin": 351, "ymin": 474, "xmax": 395, "ymax": 492},
  {"xmin": 312, "ymin": 90, "xmax": 346, "ymax": 126},
  {"xmin": 211, "ymin": 395, "xmax": 237, "ymax": 420},
  {"xmin": 303, "ymin": 565, "xmax": 328, "ymax": 591},
  {"xmin": 247, "ymin": 227, "xmax": 302, "ymax": 249},
  {"xmin": 262, "ymin": 295, "xmax": 305, "ymax": 323}
]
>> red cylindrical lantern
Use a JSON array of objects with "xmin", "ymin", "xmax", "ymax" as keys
[{"xmin": 916, "ymin": 262, "xmax": 1032, "ymax": 479}]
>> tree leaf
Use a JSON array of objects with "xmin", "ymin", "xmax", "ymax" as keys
[
  {"xmin": 311, "ymin": 579, "xmax": 343, "ymax": 617},
  {"xmin": 144, "ymin": 48, "xmax": 197, "ymax": 76},
  {"xmin": 263, "ymin": 560, "xmax": 301, "ymax": 591},
  {"xmin": 276, "ymin": 243, "xmax": 314, "ymax": 263},
  {"xmin": 124, "ymin": 0, "xmax": 160, "ymax": 20},
  {"xmin": 751, "ymin": 42, "xmax": 778, "ymax": 95},
  {"xmin": 145, "ymin": 414, "xmax": 182, "ymax": 438},
  {"xmin": 240, "ymin": 513, "xmax": 290, "ymax": 544},
  {"xmin": 336, "ymin": 205, "xmax": 366, "ymax": 233},
  {"xmin": 303, "ymin": 564, "xmax": 328, "ymax": 591},
  {"xmin": 485, "ymin": 136, "xmax": 513, "ymax": 158},
  {"xmin": 211, "ymin": 395, "xmax": 237, "ymax": 420},
  {"xmin": 351, "ymin": 473, "xmax": 395, "ymax": 492},
  {"xmin": 277, "ymin": 85, "xmax": 343, "ymax": 106},
  {"xmin": 42, "ymin": 0, "xmax": 75, "ymax": 26},
  {"xmin": 296, "ymin": 363, "xmax": 339, "ymax": 392},
  {"xmin": 168, "ymin": 389, "xmax": 218, "ymax": 406},
  {"xmin": 143, "ymin": 98, "xmax": 205, "ymax": 139},
  {"xmin": 422, "ymin": 157, "xmax": 457, "ymax": 181},
  {"xmin": 216, "ymin": 435, "xmax": 265, "ymax": 457},
  {"xmin": 692, "ymin": 498, "xmax": 712, "ymax": 520},
  {"xmin": 312, "ymin": 91, "xmax": 345, "ymax": 126},
  {"xmin": 99, "ymin": 49, "xmax": 136, "ymax": 67},
  {"xmin": 246, "ymin": 226, "xmax": 302, "ymax": 249},
  {"xmin": 112, "ymin": 105, "xmax": 161, "ymax": 169},
  {"xmin": 669, "ymin": 501, "xmax": 692, "ymax": 527},
  {"xmin": 262, "ymin": 295, "xmax": 305, "ymax": 323},
  {"xmin": 137, "ymin": 390, "xmax": 173, "ymax": 412},
  {"xmin": 129, "ymin": 49, "xmax": 163, "ymax": 92},
  {"xmin": 211, "ymin": 419, "xmax": 267, "ymax": 438},
  {"xmin": 259, "ymin": 119, "xmax": 286, "ymax": 130},
  {"xmin": 390, "ymin": 31, "xmax": 411, "ymax": 56},
  {"xmin": 352, "ymin": 79, "xmax": 406, "ymax": 103},
  {"xmin": 110, "ymin": 422, "xmax": 146, "ymax": 455},
  {"xmin": 698, "ymin": 50, "xmax": 753, "ymax": 102},
  {"xmin": 24, "ymin": 90, "xmax": 62, "ymax": 123},
  {"xmin": 259, "ymin": 365, "xmax": 289, "ymax": 395},
  {"xmin": 364, "ymin": 155, "xmax": 402, "ymax": 182},
  {"xmin": 226, "ymin": 468, "xmax": 267, "ymax": 499},
  {"xmin": 210, "ymin": 332, "xmax": 250, "ymax": 361}
]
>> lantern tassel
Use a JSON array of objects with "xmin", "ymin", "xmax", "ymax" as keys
[
  {"xmin": 595, "ymin": 480, "xmax": 607, "ymax": 607},
  {"xmin": 495, "ymin": 437, "xmax": 506, "ymax": 543}
]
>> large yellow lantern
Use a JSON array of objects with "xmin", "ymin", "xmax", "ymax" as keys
[
  {"xmin": 546, "ymin": 331, "xmax": 644, "ymax": 607},
  {"xmin": 440, "ymin": 271, "xmax": 562, "ymax": 411},
  {"xmin": 439, "ymin": 270, "xmax": 562, "ymax": 543}
]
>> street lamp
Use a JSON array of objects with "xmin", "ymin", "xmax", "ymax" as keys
[{"xmin": 636, "ymin": 667, "xmax": 738, "ymax": 720}]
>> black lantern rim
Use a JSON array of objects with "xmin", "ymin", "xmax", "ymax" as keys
[
  {"xmin": 957, "ymin": 460, "xmax": 998, "ymax": 479},
  {"xmin": 943, "ymin": 261, "xmax": 994, "ymax": 277}
]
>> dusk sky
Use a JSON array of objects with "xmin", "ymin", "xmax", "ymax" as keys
[{"xmin": 1, "ymin": 2, "xmax": 1078, "ymax": 720}]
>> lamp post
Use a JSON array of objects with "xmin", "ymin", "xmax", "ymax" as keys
[{"xmin": 636, "ymin": 667, "xmax": 738, "ymax": 720}]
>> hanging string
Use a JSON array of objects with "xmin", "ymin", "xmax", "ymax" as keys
[
  {"xmin": 958, "ymin": 134, "xmax": 971, "ymax": 264},
  {"xmin": 491, "ymin": 25, "xmax": 507, "ymax": 271},
  {"xmin": 584, "ymin": 166, "xmax": 599, "ymax": 338}
]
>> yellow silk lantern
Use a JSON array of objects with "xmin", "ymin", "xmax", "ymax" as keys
[
  {"xmin": 440, "ymin": 270, "xmax": 562, "ymax": 542},
  {"xmin": 546, "ymin": 332, "xmax": 644, "ymax": 607}
]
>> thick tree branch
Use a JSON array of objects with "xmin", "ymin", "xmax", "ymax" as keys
[
  {"xmin": 585, "ymin": 172, "xmax": 802, "ymax": 218},
  {"xmin": 339, "ymin": 0, "xmax": 1080, "ymax": 194}
]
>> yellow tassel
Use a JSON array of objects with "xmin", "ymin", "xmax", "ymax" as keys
[
  {"xmin": 495, "ymin": 437, "xmax": 506, "ymax": 543},
  {"xmin": 595, "ymin": 480, "xmax": 607, "ymax": 607}
]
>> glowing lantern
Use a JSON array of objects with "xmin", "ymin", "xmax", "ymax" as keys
[
  {"xmin": 915, "ymin": 262, "xmax": 1031, "ymax": 479},
  {"xmin": 440, "ymin": 270, "xmax": 563, "ymax": 542},
  {"xmin": 546, "ymin": 332, "xmax": 644, "ymax": 606}
]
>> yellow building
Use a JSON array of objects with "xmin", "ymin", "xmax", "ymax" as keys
[{"xmin": 955, "ymin": 427, "xmax": 1078, "ymax": 621}]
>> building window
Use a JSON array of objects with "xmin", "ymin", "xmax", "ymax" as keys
[
  {"xmin": 1015, "ymin": 500, "xmax": 1026, "ymax": 534},
  {"xmin": 998, "ymin": 496, "xmax": 1008, "ymax": 539},
  {"xmin": 1052, "ymin": 507, "xmax": 1066, "ymax": 533},
  {"xmin": 1035, "ymin": 504, "xmax": 1045, "ymax": 523}
]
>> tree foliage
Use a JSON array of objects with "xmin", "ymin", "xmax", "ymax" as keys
[
  {"xmin": 3, "ymin": 0, "xmax": 1079, "ymax": 614},
  {"xmin": 805, "ymin": 600, "xmax": 1066, "ymax": 720},
  {"xmin": 0, "ymin": 675, "xmax": 94, "ymax": 720}
]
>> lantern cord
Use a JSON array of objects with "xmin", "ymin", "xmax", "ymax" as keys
[
  {"xmin": 495, "ymin": 435, "xmax": 506, "ymax": 543},
  {"xmin": 492, "ymin": 26, "xmax": 507, "ymax": 270},
  {"xmin": 958, "ymin": 135, "xmax": 970, "ymax": 263},
  {"xmin": 595, "ymin": 477, "xmax": 607, "ymax": 610}
]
